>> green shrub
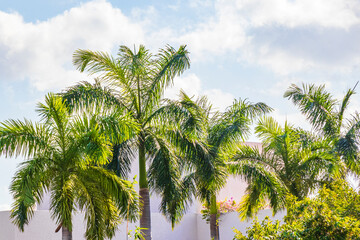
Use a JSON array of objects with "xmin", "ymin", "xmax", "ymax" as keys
[{"xmin": 233, "ymin": 180, "xmax": 360, "ymax": 240}]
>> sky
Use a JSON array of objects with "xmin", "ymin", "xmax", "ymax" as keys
[{"xmin": 0, "ymin": 0, "xmax": 360, "ymax": 209}]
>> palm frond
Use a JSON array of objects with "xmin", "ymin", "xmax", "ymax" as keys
[
  {"xmin": 69, "ymin": 118, "xmax": 112, "ymax": 166},
  {"xmin": 0, "ymin": 119, "xmax": 51, "ymax": 158},
  {"xmin": 229, "ymin": 160, "xmax": 286, "ymax": 219},
  {"xmin": 107, "ymin": 141, "xmax": 135, "ymax": 179},
  {"xmin": 73, "ymin": 49, "xmax": 123, "ymax": 80},
  {"xmin": 61, "ymin": 80, "xmax": 127, "ymax": 113},
  {"xmin": 284, "ymin": 83, "xmax": 337, "ymax": 136},
  {"xmin": 94, "ymin": 110, "xmax": 139, "ymax": 144},
  {"xmin": 209, "ymin": 99, "xmax": 271, "ymax": 154},
  {"xmin": 255, "ymin": 116, "xmax": 283, "ymax": 144},
  {"xmin": 336, "ymin": 113, "xmax": 360, "ymax": 173},
  {"xmin": 144, "ymin": 45, "xmax": 190, "ymax": 114},
  {"xmin": 83, "ymin": 167, "xmax": 139, "ymax": 221},
  {"xmin": 50, "ymin": 177, "xmax": 75, "ymax": 231},
  {"xmin": 146, "ymin": 131, "xmax": 194, "ymax": 226},
  {"xmin": 229, "ymin": 144, "xmax": 276, "ymax": 170},
  {"xmin": 10, "ymin": 157, "xmax": 49, "ymax": 231},
  {"xmin": 74, "ymin": 170, "xmax": 121, "ymax": 239},
  {"xmin": 338, "ymin": 85, "xmax": 356, "ymax": 128},
  {"xmin": 73, "ymin": 49, "xmax": 139, "ymax": 112},
  {"xmin": 36, "ymin": 94, "xmax": 71, "ymax": 150}
]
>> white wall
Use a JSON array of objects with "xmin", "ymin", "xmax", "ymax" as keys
[{"xmin": 0, "ymin": 209, "xmax": 285, "ymax": 240}]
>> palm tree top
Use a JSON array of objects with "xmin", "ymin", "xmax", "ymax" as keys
[
  {"xmin": 0, "ymin": 94, "xmax": 139, "ymax": 239},
  {"xmin": 70, "ymin": 44, "xmax": 190, "ymax": 123},
  {"xmin": 284, "ymin": 82, "xmax": 359, "ymax": 137},
  {"xmin": 284, "ymin": 82, "xmax": 360, "ymax": 174}
]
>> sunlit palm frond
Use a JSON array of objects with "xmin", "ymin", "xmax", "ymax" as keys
[
  {"xmin": 284, "ymin": 83, "xmax": 337, "ymax": 136},
  {"xmin": 61, "ymin": 80, "xmax": 126, "ymax": 113},
  {"xmin": 50, "ymin": 176, "xmax": 75, "ymax": 231},
  {"xmin": 255, "ymin": 116, "xmax": 283, "ymax": 145},
  {"xmin": 144, "ymin": 45, "xmax": 190, "ymax": 114},
  {"xmin": 36, "ymin": 94, "xmax": 70, "ymax": 143},
  {"xmin": 338, "ymin": 86, "xmax": 356, "ymax": 128},
  {"xmin": 84, "ymin": 167, "xmax": 139, "ymax": 221},
  {"xmin": 73, "ymin": 49, "xmax": 124, "ymax": 81},
  {"xmin": 229, "ymin": 159, "xmax": 286, "ymax": 219},
  {"xmin": 210, "ymin": 99, "xmax": 272, "ymax": 154},
  {"xmin": 75, "ymin": 166, "xmax": 139, "ymax": 239},
  {"xmin": 9, "ymin": 157, "xmax": 50, "ymax": 230},
  {"xmin": 3, "ymin": 93, "xmax": 140, "ymax": 239},
  {"xmin": 0, "ymin": 119, "xmax": 51, "ymax": 158},
  {"xmin": 93, "ymin": 110, "xmax": 139, "ymax": 144}
]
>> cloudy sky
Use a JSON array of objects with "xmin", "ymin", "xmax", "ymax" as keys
[{"xmin": 0, "ymin": 0, "xmax": 360, "ymax": 209}]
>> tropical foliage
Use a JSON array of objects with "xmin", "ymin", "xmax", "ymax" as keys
[
  {"xmin": 4, "ymin": 40, "xmax": 360, "ymax": 240},
  {"xmin": 284, "ymin": 83, "xmax": 360, "ymax": 175},
  {"xmin": 230, "ymin": 116, "xmax": 336, "ymax": 219},
  {"xmin": 233, "ymin": 180, "xmax": 360, "ymax": 240},
  {"xmin": 0, "ymin": 94, "xmax": 139, "ymax": 240},
  {"xmin": 61, "ymin": 44, "xmax": 190, "ymax": 240},
  {"xmin": 159, "ymin": 92, "xmax": 273, "ymax": 240}
]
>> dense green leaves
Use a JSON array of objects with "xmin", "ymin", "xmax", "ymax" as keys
[
  {"xmin": 284, "ymin": 83, "xmax": 360, "ymax": 175},
  {"xmin": 234, "ymin": 181, "xmax": 360, "ymax": 240},
  {"xmin": 230, "ymin": 117, "xmax": 336, "ymax": 219},
  {"xmin": 5, "ymin": 38, "xmax": 359, "ymax": 240},
  {"xmin": 1, "ymin": 94, "xmax": 139, "ymax": 239},
  {"xmin": 160, "ymin": 92, "xmax": 272, "ymax": 239},
  {"xmin": 63, "ymin": 44, "xmax": 191, "ymax": 238}
]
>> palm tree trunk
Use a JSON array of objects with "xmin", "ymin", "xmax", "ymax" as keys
[
  {"xmin": 139, "ymin": 140, "xmax": 151, "ymax": 240},
  {"xmin": 209, "ymin": 194, "xmax": 220, "ymax": 240},
  {"xmin": 140, "ymin": 188, "xmax": 151, "ymax": 240},
  {"xmin": 62, "ymin": 226, "xmax": 72, "ymax": 240}
]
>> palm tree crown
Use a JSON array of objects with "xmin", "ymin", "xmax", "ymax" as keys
[
  {"xmin": 284, "ymin": 83, "xmax": 360, "ymax": 174},
  {"xmin": 158, "ymin": 92, "xmax": 272, "ymax": 240},
  {"xmin": 0, "ymin": 94, "xmax": 139, "ymax": 240},
  {"xmin": 231, "ymin": 116, "xmax": 336, "ymax": 219},
  {"xmin": 62, "ymin": 44, "xmax": 190, "ymax": 240}
]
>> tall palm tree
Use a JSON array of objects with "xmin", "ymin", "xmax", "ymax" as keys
[
  {"xmin": 0, "ymin": 94, "xmax": 139, "ymax": 240},
  {"xmin": 61, "ymin": 45, "xmax": 190, "ymax": 240},
  {"xmin": 284, "ymin": 83, "xmax": 360, "ymax": 175},
  {"xmin": 231, "ymin": 116, "xmax": 336, "ymax": 219},
  {"xmin": 157, "ymin": 92, "xmax": 273, "ymax": 240}
]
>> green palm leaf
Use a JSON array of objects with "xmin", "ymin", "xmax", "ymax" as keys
[{"xmin": 2, "ymin": 94, "xmax": 139, "ymax": 240}]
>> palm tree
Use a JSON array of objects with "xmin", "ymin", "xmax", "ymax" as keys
[
  {"xmin": 284, "ymin": 83, "xmax": 360, "ymax": 175},
  {"xmin": 61, "ymin": 45, "xmax": 190, "ymax": 240},
  {"xmin": 230, "ymin": 116, "xmax": 336, "ymax": 219},
  {"xmin": 157, "ymin": 92, "xmax": 273, "ymax": 240},
  {"xmin": 0, "ymin": 94, "xmax": 139, "ymax": 240}
]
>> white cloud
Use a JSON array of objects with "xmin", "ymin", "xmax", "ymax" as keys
[
  {"xmin": 164, "ymin": 73, "xmax": 202, "ymax": 100},
  {"xmin": 170, "ymin": 0, "xmax": 360, "ymax": 74},
  {"xmin": 177, "ymin": 2, "xmax": 249, "ymax": 60},
  {"xmin": 237, "ymin": 0, "xmax": 360, "ymax": 29},
  {"xmin": 164, "ymin": 73, "xmax": 235, "ymax": 111},
  {"xmin": 244, "ymin": 47, "xmax": 315, "ymax": 75},
  {"xmin": 270, "ymin": 109, "xmax": 311, "ymax": 130},
  {"xmin": 1, "ymin": 0, "xmax": 360, "ymax": 92},
  {"xmin": 189, "ymin": 0, "xmax": 213, "ymax": 8},
  {"xmin": 203, "ymin": 89, "xmax": 234, "ymax": 111},
  {"xmin": 0, "ymin": 0, "xmax": 145, "ymax": 91}
]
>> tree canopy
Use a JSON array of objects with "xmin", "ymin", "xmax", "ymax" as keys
[{"xmin": 0, "ymin": 94, "xmax": 139, "ymax": 240}]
